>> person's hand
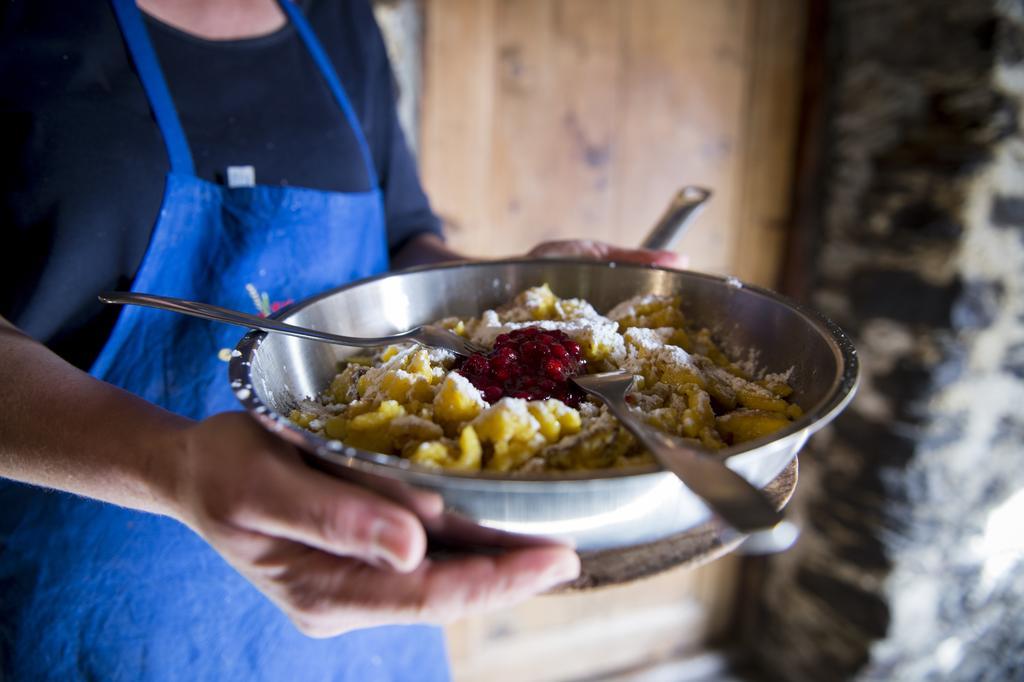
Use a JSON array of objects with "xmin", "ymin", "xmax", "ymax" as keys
[
  {"xmin": 527, "ymin": 239, "xmax": 688, "ymax": 269},
  {"xmin": 170, "ymin": 412, "xmax": 580, "ymax": 637},
  {"xmin": 390, "ymin": 233, "xmax": 688, "ymax": 270}
]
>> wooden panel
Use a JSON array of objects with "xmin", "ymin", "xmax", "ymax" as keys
[
  {"xmin": 611, "ymin": 0, "xmax": 752, "ymax": 274},
  {"xmin": 446, "ymin": 556, "xmax": 742, "ymax": 682},
  {"xmin": 732, "ymin": 0, "xmax": 809, "ymax": 286},
  {"xmin": 487, "ymin": 0, "xmax": 627, "ymax": 253},
  {"xmin": 421, "ymin": 0, "xmax": 807, "ymax": 280},
  {"xmin": 485, "ymin": 0, "xmax": 557, "ymax": 254},
  {"xmin": 419, "ymin": 0, "xmax": 496, "ymax": 250}
]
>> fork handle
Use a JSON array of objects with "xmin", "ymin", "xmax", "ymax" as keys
[
  {"xmin": 99, "ymin": 292, "xmax": 420, "ymax": 349},
  {"xmin": 599, "ymin": 396, "xmax": 783, "ymax": 533},
  {"xmin": 640, "ymin": 186, "xmax": 712, "ymax": 251}
]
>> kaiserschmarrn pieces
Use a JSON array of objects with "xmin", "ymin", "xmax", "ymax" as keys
[{"xmin": 290, "ymin": 284, "xmax": 802, "ymax": 473}]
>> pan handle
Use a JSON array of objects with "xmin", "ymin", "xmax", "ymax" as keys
[{"xmin": 640, "ymin": 186, "xmax": 712, "ymax": 251}]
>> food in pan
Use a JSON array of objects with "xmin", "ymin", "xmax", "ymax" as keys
[{"xmin": 290, "ymin": 284, "xmax": 803, "ymax": 473}]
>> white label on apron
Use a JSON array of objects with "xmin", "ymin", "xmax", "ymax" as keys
[{"xmin": 226, "ymin": 165, "xmax": 256, "ymax": 188}]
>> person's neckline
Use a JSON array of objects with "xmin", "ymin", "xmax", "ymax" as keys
[{"xmin": 139, "ymin": 0, "xmax": 313, "ymax": 50}]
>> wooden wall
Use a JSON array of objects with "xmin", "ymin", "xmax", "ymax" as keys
[
  {"xmin": 418, "ymin": 1, "xmax": 808, "ymax": 678},
  {"xmin": 445, "ymin": 559, "xmax": 743, "ymax": 681},
  {"xmin": 420, "ymin": 0, "xmax": 807, "ymax": 288}
]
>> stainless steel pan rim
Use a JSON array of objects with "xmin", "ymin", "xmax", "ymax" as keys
[{"xmin": 228, "ymin": 258, "xmax": 859, "ymax": 490}]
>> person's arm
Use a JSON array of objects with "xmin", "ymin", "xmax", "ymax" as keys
[
  {"xmin": 390, "ymin": 232, "xmax": 463, "ymax": 269},
  {"xmin": 0, "ymin": 315, "xmax": 579, "ymax": 636},
  {"xmin": 0, "ymin": 316, "xmax": 185, "ymax": 513}
]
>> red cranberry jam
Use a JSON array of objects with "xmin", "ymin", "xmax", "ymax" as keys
[{"xmin": 456, "ymin": 327, "xmax": 588, "ymax": 406}]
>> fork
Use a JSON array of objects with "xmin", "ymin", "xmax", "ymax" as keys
[
  {"xmin": 572, "ymin": 370, "xmax": 785, "ymax": 533},
  {"xmin": 99, "ymin": 291, "xmax": 489, "ymax": 358}
]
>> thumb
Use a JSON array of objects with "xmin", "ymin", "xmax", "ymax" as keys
[{"xmin": 242, "ymin": 457, "xmax": 430, "ymax": 572}]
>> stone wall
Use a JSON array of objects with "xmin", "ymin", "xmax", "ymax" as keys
[{"xmin": 747, "ymin": 1, "xmax": 1024, "ymax": 680}]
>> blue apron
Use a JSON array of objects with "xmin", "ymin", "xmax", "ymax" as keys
[{"xmin": 0, "ymin": 1, "xmax": 450, "ymax": 679}]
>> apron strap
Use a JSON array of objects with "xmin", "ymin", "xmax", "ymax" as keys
[
  {"xmin": 277, "ymin": 0, "xmax": 380, "ymax": 189},
  {"xmin": 110, "ymin": 0, "xmax": 196, "ymax": 176},
  {"xmin": 109, "ymin": 0, "xmax": 380, "ymax": 190}
]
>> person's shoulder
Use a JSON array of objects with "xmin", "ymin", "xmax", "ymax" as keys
[{"xmin": 1, "ymin": 2, "xmax": 124, "ymax": 102}]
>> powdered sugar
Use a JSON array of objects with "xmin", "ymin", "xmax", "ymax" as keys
[
  {"xmin": 426, "ymin": 347, "xmax": 457, "ymax": 366},
  {"xmin": 357, "ymin": 346, "xmax": 419, "ymax": 403},
  {"xmin": 621, "ymin": 327, "xmax": 701, "ymax": 378},
  {"xmin": 763, "ymin": 367, "xmax": 795, "ymax": 384},
  {"xmin": 623, "ymin": 327, "xmax": 668, "ymax": 353},
  {"xmin": 444, "ymin": 371, "xmax": 488, "ymax": 409},
  {"xmin": 474, "ymin": 397, "xmax": 542, "ymax": 432},
  {"xmin": 606, "ymin": 294, "xmax": 676, "ymax": 322},
  {"xmin": 655, "ymin": 344, "xmax": 698, "ymax": 372},
  {"xmin": 553, "ymin": 298, "xmax": 601, "ymax": 320}
]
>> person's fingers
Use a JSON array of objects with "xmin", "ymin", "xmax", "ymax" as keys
[
  {"xmin": 244, "ymin": 418, "xmax": 445, "ymax": 521},
  {"xmin": 182, "ymin": 415, "xmax": 582, "ymax": 636},
  {"xmin": 411, "ymin": 546, "xmax": 581, "ymax": 622},
  {"xmin": 599, "ymin": 245, "xmax": 687, "ymax": 269},
  {"xmin": 332, "ymin": 467, "xmax": 445, "ymax": 522},
  {"xmin": 236, "ymin": 453, "xmax": 430, "ymax": 572},
  {"xmin": 526, "ymin": 239, "xmax": 603, "ymax": 259},
  {"xmin": 277, "ymin": 545, "xmax": 581, "ymax": 637},
  {"xmin": 527, "ymin": 239, "xmax": 686, "ymax": 269},
  {"xmin": 180, "ymin": 414, "xmax": 436, "ymax": 573}
]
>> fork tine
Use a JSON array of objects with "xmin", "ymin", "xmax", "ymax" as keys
[
  {"xmin": 418, "ymin": 325, "xmax": 488, "ymax": 358},
  {"xmin": 454, "ymin": 339, "xmax": 487, "ymax": 357}
]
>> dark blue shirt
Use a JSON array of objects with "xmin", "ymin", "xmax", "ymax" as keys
[{"xmin": 1, "ymin": 0, "xmax": 441, "ymax": 368}]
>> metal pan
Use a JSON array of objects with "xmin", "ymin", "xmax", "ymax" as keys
[{"xmin": 229, "ymin": 260, "xmax": 858, "ymax": 552}]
